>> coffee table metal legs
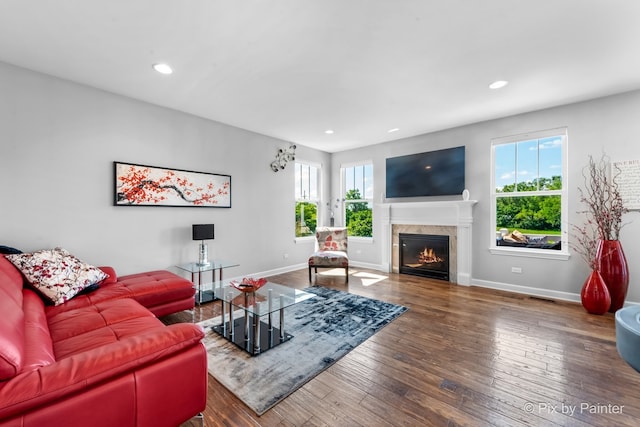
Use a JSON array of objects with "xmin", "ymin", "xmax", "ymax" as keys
[
  {"xmin": 280, "ymin": 295, "xmax": 285, "ymax": 341},
  {"xmin": 220, "ymin": 289, "xmax": 235, "ymax": 340},
  {"xmin": 212, "ymin": 289, "xmax": 297, "ymax": 356},
  {"xmin": 221, "ymin": 290, "xmax": 226, "ymax": 334},
  {"xmin": 253, "ymin": 311, "xmax": 260, "ymax": 354},
  {"xmin": 268, "ymin": 289, "xmax": 273, "ymax": 332},
  {"xmin": 243, "ymin": 293, "xmax": 250, "ymax": 348}
]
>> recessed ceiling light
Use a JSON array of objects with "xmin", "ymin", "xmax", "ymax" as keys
[
  {"xmin": 325, "ymin": 129, "xmax": 334, "ymax": 134},
  {"xmin": 489, "ymin": 80, "xmax": 508, "ymax": 89},
  {"xmin": 153, "ymin": 63, "xmax": 173, "ymax": 75},
  {"xmin": 387, "ymin": 128, "xmax": 400, "ymax": 133}
]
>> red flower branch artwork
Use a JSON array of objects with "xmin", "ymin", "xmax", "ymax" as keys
[{"xmin": 114, "ymin": 162, "xmax": 231, "ymax": 207}]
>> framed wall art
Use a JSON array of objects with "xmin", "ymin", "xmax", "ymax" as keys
[
  {"xmin": 613, "ymin": 159, "xmax": 640, "ymax": 210},
  {"xmin": 114, "ymin": 162, "xmax": 231, "ymax": 208}
]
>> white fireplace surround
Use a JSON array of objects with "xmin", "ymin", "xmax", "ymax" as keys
[{"xmin": 379, "ymin": 200, "xmax": 477, "ymax": 285}]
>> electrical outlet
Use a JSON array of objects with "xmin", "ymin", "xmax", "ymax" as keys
[
  {"xmin": 283, "ymin": 253, "xmax": 289, "ymax": 259},
  {"xmin": 511, "ymin": 267, "xmax": 522, "ymax": 274}
]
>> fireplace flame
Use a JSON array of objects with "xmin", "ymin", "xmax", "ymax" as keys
[{"xmin": 418, "ymin": 247, "xmax": 443, "ymax": 264}]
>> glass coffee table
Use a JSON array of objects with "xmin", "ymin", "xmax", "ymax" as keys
[{"xmin": 211, "ymin": 281, "xmax": 315, "ymax": 356}]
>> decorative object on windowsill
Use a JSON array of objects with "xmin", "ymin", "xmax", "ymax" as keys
[
  {"xmin": 462, "ymin": 188, "xmax": 470, "ymax": 201},
  {"xmin": 326, "ymin": 198, "xmax": 341, "ymax": 227},
  {"xmin": 192, "ymin": 224, "xmax": 215, "ymax": 266},
  {"xmin": 571, "ymin": 221, "xmax": 610, "ymax": 314},
  {"xmin": 270, "ymin": 144, "xmax": 296, "ymax": 172},
  {"xmin": 577, "ymin": 153, "xmax": 631, "ymax": 312},
  {"xmin": 230, "ymin": 277, "xmax": 267, "ymax": 293}
]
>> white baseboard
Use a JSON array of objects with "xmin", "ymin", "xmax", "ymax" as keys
[
  {"xmin": 471, "ymin": 278, "xmax": 581, "ymax": 303},
  {"xmin": 241, "ymin": 263, "xmax": 308, "ymax": 281},
  {"xmin": 349, "ymin": 260, "xmax": 386, "ymax": 271},
  {"xmin": 472, "ymin": 278, "xmax": 640, "ymax": 307}
]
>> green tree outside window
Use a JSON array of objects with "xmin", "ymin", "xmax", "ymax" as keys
[
  {"xmin": 295, "ymin": 201, "xmax": 317, "ymax": 237},
  {"xmin": 295, "ymin": 162, "xmax": 319, "ymax": 238},
  {"xmin": 496, "ymin": 176, "xmax": 562, "ymax": 234},
  {"xmin": 345, "ymin": 189, "xmax": 372, "ymax": 237}
]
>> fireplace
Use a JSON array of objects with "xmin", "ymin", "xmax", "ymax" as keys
[
  {"xmin": 399, "ymin": 233, "xmax": 450, "ymax": 281},
  {"xmin": 380, "ymin": 201, "xmax": 476, "ymax": 285}
]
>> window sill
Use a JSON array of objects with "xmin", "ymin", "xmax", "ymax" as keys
[
  {"xmin": 489, "ymin": 246, "xmax": 570, "ymax": 260},
  {"xmin": 294, "ymin": 236, "xmax": 315, "ymax": 244},
  {"xmin": 348, "ymin": 236, "xmax": 374, "ymax": 244}
]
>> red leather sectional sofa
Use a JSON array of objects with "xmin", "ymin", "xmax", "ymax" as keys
[{"xmin": 0, "ymin": 255, "xmax": 206, "ymax": 427}]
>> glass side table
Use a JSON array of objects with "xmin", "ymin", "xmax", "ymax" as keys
[
  {"xmin": 211, "ymin": 281, "xmax": 315, "ymax": 356},
  {"xmin": 175, "ymin": 259, "xmax": 239, "ymax": 304}
]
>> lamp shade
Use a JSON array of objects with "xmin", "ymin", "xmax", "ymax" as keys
[{"xmin": 192, "ymin": 224, "xmax": 215, "ymax": 241}]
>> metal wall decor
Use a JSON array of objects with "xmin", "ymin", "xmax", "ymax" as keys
[{"xmin": 270, "ymin": 144, "xmax": 296, "ymax": 172}]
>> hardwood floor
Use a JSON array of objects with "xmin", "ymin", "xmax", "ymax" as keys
[{"xmin": 163, "ymin": 267, "xmax": 640, "ymax": 426}]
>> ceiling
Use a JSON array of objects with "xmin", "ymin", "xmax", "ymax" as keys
[{"xmin": 1, "ymin": 1, "xmax": 639, "ymax": 153}]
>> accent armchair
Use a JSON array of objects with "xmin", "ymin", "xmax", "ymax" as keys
[{"xmin": 308, "ymin": 227, "xmax": 349, "ymax": 283}]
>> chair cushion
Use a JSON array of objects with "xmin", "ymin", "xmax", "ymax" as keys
[
  {"xmin": 309, "ymin": 251, "xmax": 349, "ymax": 267},
  {"xmin": 316, "ymin": 227, "xmax": 348, "ymax": 252}
]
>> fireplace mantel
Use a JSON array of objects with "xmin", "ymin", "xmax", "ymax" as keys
[{"xmin": 378, "ymin": 200, "xmax": 477, "ymax": 285}]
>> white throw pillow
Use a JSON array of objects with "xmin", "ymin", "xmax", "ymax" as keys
[{"xmin": 6, "ymin": 247, "xmax": 108, "ymax": 305}]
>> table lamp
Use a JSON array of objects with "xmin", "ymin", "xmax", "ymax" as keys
[{"xmin": 192, "ymin": 224, "xmax": 214, "ymax": 266}]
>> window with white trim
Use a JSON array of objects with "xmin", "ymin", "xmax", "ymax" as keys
[
  {"xmin": 491, "ymin": 128, "xmax": 568, "ymax": 256},
  {"xmin": 294, "ymin": 162, "xmax": 320, "ymax": 237},
  {"xmin": 342, "ymin": 162, "xmax": 373, "ymax": 237}
]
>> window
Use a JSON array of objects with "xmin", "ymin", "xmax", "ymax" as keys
[
  {"xmin": 491, "ymin": 128, "xmax": 568, "ymax": 257},
  {"xmin": 342, "ymin": 162, "xmax": 373, "ymax": 237},
  {"xmin": 295, "ymin": 162, "xmax": 319, "ymax": 237}
]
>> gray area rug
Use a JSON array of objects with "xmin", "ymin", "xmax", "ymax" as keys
[{"xmin": 197, "ymin": 286, "xmax": 408, "ymax": 415}]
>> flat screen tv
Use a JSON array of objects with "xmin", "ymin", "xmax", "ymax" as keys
[{"xmin": 385, "ymin": 146, "xmax": 465, "ymax": 198}]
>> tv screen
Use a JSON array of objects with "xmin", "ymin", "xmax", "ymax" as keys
[{"xmin": 385, "ymin": 146, "xmax": 465, "ymax": 198}]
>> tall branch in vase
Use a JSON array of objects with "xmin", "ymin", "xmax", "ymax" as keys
[{"xmin": 578, "ymin": 154, "xmax": 628, "ymax": 241}]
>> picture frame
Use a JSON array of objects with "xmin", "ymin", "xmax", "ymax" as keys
[
  {"xmin": 613, "ymin": 159, "xmax": 640, "ymax": 211},
  {"xmin": 114, "ymin": 161, "xmax": 231, "ymax": 208}
]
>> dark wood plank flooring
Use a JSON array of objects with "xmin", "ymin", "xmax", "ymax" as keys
[{"xmin": 162, "ymin": 267, "xmax": 640, "ymax": 427}]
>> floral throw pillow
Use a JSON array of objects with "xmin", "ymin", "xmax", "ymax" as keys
[{"xmin": 6, "ymin": 247, "xmax": 108, "ymax": 305}]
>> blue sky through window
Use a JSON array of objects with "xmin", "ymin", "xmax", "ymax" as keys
[
  {"xmin": 344, "ymin": 164, "xmax": 373, "ymax": 199},
  {"xmin": 494, "ymin": 136, "xmax": 563, "ymax": 190},
  {"xmin": 295, "ymin": 163, "xmax": 318, "ymax": 200}
]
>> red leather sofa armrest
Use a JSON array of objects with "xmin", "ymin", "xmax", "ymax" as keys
[
  {"xmin": 97, "ymin": 266, "xmax": 117, "ymax": 284},
  {"xmin": 0, "ymin": 323, "xmax": 204, "ymax": 419}
]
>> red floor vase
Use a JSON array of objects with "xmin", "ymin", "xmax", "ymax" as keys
[
  {"xmin": 580, "ymin": 269, "xmax": 611, "ymax": 315},
  {"xmin": 596, "ymin": 239, "xmax": 629, "ymax": 312}
]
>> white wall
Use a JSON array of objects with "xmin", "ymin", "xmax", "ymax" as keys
[
  {"xmin": 332, "ymin": 90, "xmax": 640, "ymax": 304},
  {"xmin": 3, "ymin": 59, "xmax": 639, "ymax": 304},
  {"xmin": 0, "ymin": 61, "xmax": 330, "ymax": 278}
]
